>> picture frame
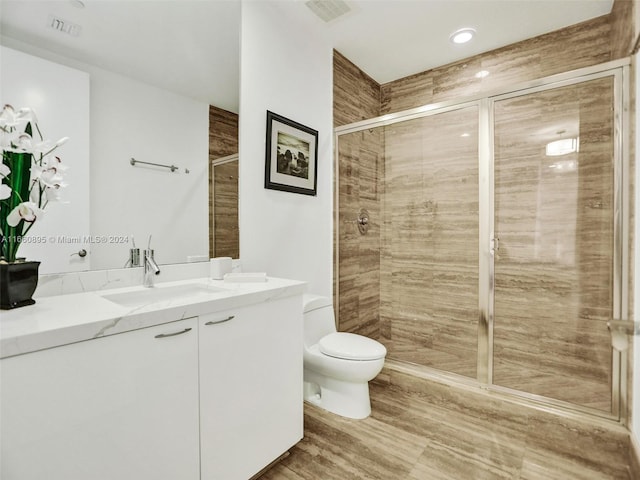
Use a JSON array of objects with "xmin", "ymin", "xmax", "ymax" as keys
[{"xmin": 264, "ymin": 110, "xmax": 318, "ymax": 196}]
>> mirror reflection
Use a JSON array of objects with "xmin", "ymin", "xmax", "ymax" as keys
[{"xmin": 0, "ymin": 0, "xmax": 240, "ymax": 274}]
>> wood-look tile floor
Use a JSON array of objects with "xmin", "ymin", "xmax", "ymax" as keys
[{"xmin": 261, "ymin": 381, "xmax": 632, "ymax": 480}]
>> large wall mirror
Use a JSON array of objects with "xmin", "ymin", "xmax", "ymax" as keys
[{"xmin": 0, "ymin": 0, "xmax": 239, "ymax": 274}]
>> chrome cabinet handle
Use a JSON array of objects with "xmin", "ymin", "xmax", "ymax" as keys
[
  {"xmin": 204, "ymin": 315, "xmax": 235, "ymax": 326},
  {"xmin": 154, "ymin": 327, "xmax": 192, "ymax": 338}
]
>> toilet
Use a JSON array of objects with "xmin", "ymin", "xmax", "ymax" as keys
[{"xmin": 303, "ymin": 294, "xmax": 387, "ymax": 419}]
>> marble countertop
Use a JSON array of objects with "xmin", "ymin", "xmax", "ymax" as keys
[{"xmin": 0, "ymin": 277, "xmax": 306, "ymax": 359}]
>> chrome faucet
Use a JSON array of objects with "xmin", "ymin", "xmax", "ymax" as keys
[
  {"xmin": 143, "ymin": 235, "xmax": 160, "ymax": 287},
  {"xmin": 143, "ymin": 249, "xmax": 160, "ymax": 287}
]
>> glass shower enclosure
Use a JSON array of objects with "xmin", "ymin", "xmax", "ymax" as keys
[{"xmin": 334, "ymin": 60, "xmax": 629, "ymax": 420}]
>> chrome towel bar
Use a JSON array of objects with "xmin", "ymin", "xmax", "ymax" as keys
[{"xmin": 130, "ymin": 157, "xmax": 190, "ymax": 174}]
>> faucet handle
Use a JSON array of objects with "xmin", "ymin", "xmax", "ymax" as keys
[{"xmin": 129, "ymin": 248, "xmax": 140, "ymax": 267}]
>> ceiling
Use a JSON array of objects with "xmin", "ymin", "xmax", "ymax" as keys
[
  {"xmin": 0, "ymin": 0, "xmax": 241, "ymax": 112},
  {"xmin": 0, "ymin": 0, "xmax": 614, "ymax": 112},
  {"xmin": 316, "ymin": 0, "xmax": 614, "ymax": 83}
]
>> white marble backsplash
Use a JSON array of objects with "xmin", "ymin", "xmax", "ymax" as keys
[{"xmin": 36, "ymin": 260, "xmax": 242, "ymax": 297}]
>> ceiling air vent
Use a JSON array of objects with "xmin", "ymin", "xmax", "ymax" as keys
[
  {"xmin": 48, "ymin": 15, "xmax": 82, "ymax": 37},
  {"xmin": 305, "ymin": 0, "xmax": 351, "ymax": 23}
]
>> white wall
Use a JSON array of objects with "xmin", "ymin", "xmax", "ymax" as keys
[
  {"xmin": 1, "ymin": 38, "xmax": 209, "ymax": 271},
  {"xmin": 1, "ymin": 46, "xmax": 90, "ymax": 274},
  {"xmin": 89, "ymin": 69, "xmax": 208, "ymax": 270},
  {"xmin": 239, "ymin": 1, "xmax": 333, "ymax": 296}
]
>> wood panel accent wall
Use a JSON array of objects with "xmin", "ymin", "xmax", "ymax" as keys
[{"xmin": 209, "ymin": 106, "xmax": 239, "ymax": 258}]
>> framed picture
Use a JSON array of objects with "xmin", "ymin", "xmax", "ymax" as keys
[{"xmin": 264, "ymin": 110, "xmax": 318, "ymax": 196}]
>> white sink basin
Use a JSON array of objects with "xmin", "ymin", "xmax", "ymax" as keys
[{"xmin": 102, "ymin": 283, "xmax": 226, "ymax": 308}]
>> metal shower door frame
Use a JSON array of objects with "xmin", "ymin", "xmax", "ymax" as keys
[
  {"xmin": 334, "ymin": 57, "xmax": 630, "ymax": 423},
  {"xmin": 480, "ymin": 64, "xmax": 629, "ymax": 422}
]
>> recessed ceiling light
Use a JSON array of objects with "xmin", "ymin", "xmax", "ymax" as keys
[
  {"xmin": 69, "ymin": 0, "xmax": 85, "ymax": 8},
  {"xmin": 450, "ymin": 28, "xmax": 476, "ymax": 44},
  {"xmin": 475, "ymin": 70, "xmax": 490, "ymax": 79}
]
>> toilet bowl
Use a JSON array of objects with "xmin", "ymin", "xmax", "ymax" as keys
[{"xmin": 303, "ymin": 294, "xmax": 386, "ymax": 419}]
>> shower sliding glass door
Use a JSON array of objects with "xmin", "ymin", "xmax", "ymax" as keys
[
  {"xmin": 490, "ymin": 74, "xmax": 620, "ymax": 415},
  {"xmin": 382, "ymin": 105, "xmax": 479, "ymax": 379},
  {"xmin": 334, "ymin": 60, "xmax": 628, "ymax": 420}
]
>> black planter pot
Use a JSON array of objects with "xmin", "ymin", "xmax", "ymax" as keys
[{"xmin": 0, "ymin": 261, "xmax": 40, "ymax": 310}]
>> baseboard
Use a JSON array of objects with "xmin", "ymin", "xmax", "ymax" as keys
[{"xmin": 630, "ymin": 433, "xmax": 640, "ymax": 479}]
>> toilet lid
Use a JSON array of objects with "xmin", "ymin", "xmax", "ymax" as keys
[{"xmin": 318, "ymin": 332, "xmax": 387, "ymax": 361}]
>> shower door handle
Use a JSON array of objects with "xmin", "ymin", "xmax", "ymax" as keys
[{"xmin": 490, "ymin": 237, "xmax": 500, "ymax": 254}]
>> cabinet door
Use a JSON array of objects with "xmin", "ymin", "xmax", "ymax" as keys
[
  {"xmin": 200, "ymin": 296, "xmax": 303, "ymax": 480},
  {"xmin": 0, "ymin": 318, "xmax": 200, "ymax": 480}
]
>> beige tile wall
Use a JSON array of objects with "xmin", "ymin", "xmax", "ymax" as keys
[
  {"xmin": 334, "ymin": 4, "xmax": 635, "ymax": 395},
  {"xmin": 334, "ymin": 52, "xmax": 383, "ymax": 337},
  {"xmin": 208, "ymin": 106, "xmax": 239, "ymax": 259}
]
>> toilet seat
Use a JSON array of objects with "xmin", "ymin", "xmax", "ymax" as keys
[{"xmin": 318, "ymin": 332, "xmax": 386, "ymax": 361}]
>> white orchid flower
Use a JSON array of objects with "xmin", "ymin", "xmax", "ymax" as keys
[
  {"xmin": 9, "ymin": 133, "xmax": 56, "ymax": 156},
  {"xmin": 6, "ymin": 201, "xmax": 43, "ymax": 227},
  {"xmin": 43, "ymin": 155, "xmax": 68, "ymax": 173},
  {"xmin": 44, "ymin": 182, "xmax": 68, "ymax": 202},
  {"xmin": 0, "ymin": 104, "xmax": 17, "ymax": 129},
  {"xmin": 0, "ymin": 160, "xmax": 11, "ymax": 200},
  {"xmin": 0, "ymin": 105, "xmax": 37, "ymax": 131},
  {"xmin": 12, "ymin": 133, "xmax": 35, "ymax": 153},
  {"xmin": 0, "ymin": 184, "xmax": 11, "ymax": 200},
  {"xmin": 1, "ymin": 130, "xmax": 66, "ymax": 156},
  {"xmin": 0, "ymin": 129, "xmax": 21, "ymax": 150},
  {"xmin": 31, "ymin": 156, "xmax": 67, "ymax": 189}
]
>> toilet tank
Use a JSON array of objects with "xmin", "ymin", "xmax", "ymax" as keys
[{"xmin": 303, "ymin": 295, "xmax": 337, "ymax": 347}]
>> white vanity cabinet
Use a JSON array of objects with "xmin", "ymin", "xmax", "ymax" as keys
[
  {"xmin": 0, "ymin": 318, "xmax": 200, "ymax": 480},
  {"xmin": 199, "ymin": 296, "xmax": 303, "ymax": 480}
]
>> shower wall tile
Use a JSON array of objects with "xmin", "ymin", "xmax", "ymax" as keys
[
  {"xmin": 379, "ymin": 72, "xmax": 434, "ymax": 116},
  {"xmin": 208, "ymin": 106, "xmax": 238, "ymax": 258},
  {"xmin": 212, "ymin": 161, "xmax": 239, "ymax": 259},
  {"xmin": 334, "ymin": 2, "xmax": 633, "ymax": 397},
  {"xmin": 333, "ymin": 52, "xmax": 383, "ymax": 339},
  {"xmin": 337, "ymin": 130, "xmax": 382, "ymax": 339},
  {"xmin": 209, "ymin": 106, "xmax": 239, "ymax": 159},
  {"xmin": 540, "ymin": 16, "xmax": 611, "ymax": 76},
  {"xmin": 608, "ymin": 0, "xmax": 635, "ymax": 60},
  {"xmin": 333, "ymin": 50, "xmax": 380, "ymax": 127},
  {"xmin": 431, "ymin": 56, "xmax": 483, "ymax": 103}
]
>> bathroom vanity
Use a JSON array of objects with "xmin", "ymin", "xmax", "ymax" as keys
[{"xmin": 0, "ymin": 276, "xmax": 305, "ymax": 480}]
